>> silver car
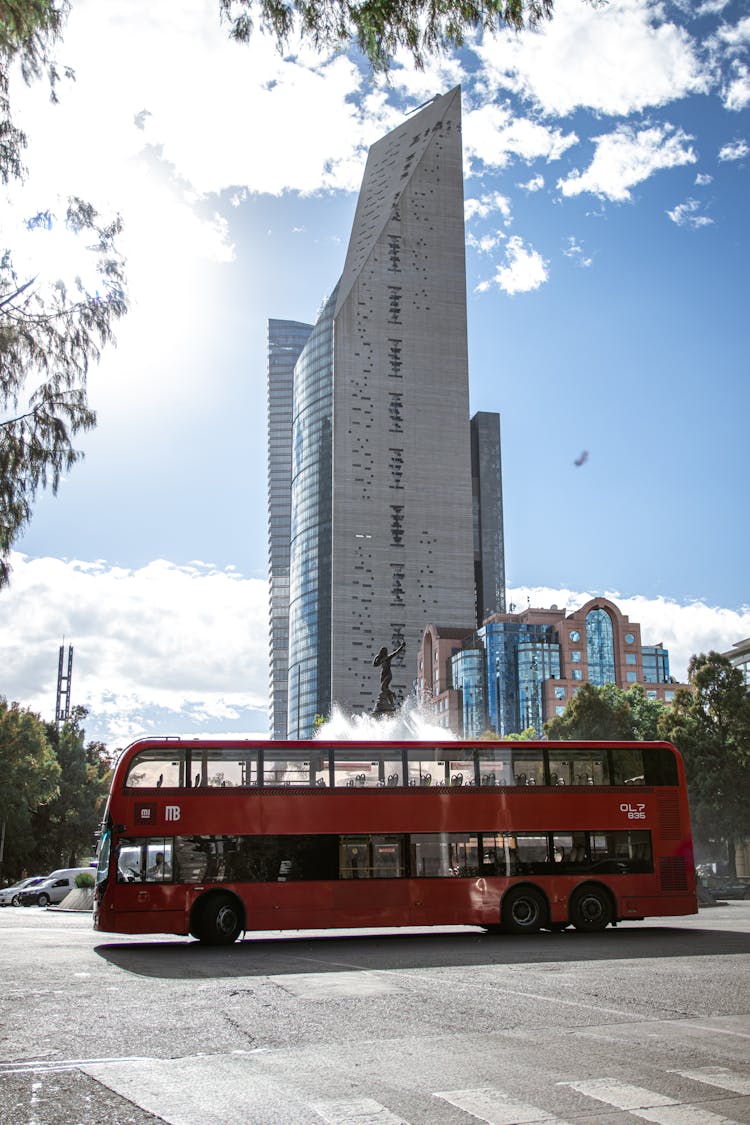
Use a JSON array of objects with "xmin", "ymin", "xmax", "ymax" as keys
[{"xmin": 0, "ymin": 876, "xmax": 46, "ymax": 907}]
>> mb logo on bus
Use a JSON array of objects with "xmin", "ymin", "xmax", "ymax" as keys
[{"xmin": 165, "ymin": 805, "xmax": 181, "ymax": 822}]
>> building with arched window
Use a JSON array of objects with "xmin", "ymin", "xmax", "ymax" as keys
[{"xmin": 417, "ymin": 597, "xmax": 685, "ymax": 737}]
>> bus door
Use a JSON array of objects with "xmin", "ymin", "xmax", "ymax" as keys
[{"xmin": 333, "ymin": 835, "xmax": 410, "ymax": 926}]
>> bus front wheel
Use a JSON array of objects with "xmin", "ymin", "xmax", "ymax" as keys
[
  {"xmin": 501, "ymin": 886, "xmax": 547, "ymax": 934},
  {"xmin": 569, "ymin": 885, "xmax": 613, "ymax": 933},
  {"xmin": 193, "ymin": 894, "xmax": 243, "ymax": 945}
]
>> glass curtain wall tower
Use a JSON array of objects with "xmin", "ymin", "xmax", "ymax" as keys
[
  {"xmin": 267, "ymin": 318, "xmax": 313, "ymax": 740},
  {"xmin": 286, "ymin": 88, "xmax": 477, "ymax": 738}
]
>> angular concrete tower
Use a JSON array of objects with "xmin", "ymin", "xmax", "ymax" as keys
[{"xmin": 286, "ymin": 88, "xmax": 476, "ymax": 738}]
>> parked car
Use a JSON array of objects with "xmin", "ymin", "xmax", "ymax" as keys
[
  {"xmin": 710, "ymin": 880, "xmax": 750, "ymax": 900},
  {"xmin": 18, "ymin": 868, "xmax": 95, "ymax": 907},
  {"xmin": 0, "ymin": 876, "xmax": 46, "ymax": 907}
]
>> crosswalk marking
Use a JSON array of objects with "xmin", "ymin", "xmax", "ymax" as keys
[
  {"xmin": 434, "ymin": 1087, "xmax": 572, "ymax": 1125},
  {"xmin": 670, "ymin": 1067, "xmax": 750, "ymax": 1096},
  {"xmin": 311, "ymin": 1098, "xmax": 409, "ymax": 1125},
  {"xmin": 562, "ymin": 1078, "xmax": 745, "ymax": 1125}
]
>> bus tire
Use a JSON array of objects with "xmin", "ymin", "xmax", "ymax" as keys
[
  {"xmin": 569, "ymin": 884, "xmax": 614, "ymax": 933},
  {"xmin": 501, "ymin": 886, "xmax": 547, "ymax": 934},
  {"xmin": 193, "ymin": 893, "xmax": 243, "ymax": 945}
]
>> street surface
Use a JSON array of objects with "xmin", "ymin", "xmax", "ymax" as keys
[{"xmin": 0, "ymin": 903, "xmax": 749, "ymax": 1124}]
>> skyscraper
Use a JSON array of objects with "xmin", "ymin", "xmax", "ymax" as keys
[
  {"xmin": 277, "ymin": 87, "xmax": 495, "ymax": 739},
  {"xmin": 471, "ymin": 411, "xmax": 506, "ymax": 623},
  {"xmin": 267, "ymin": 318, "xmax": 313, "ymax": 740}
]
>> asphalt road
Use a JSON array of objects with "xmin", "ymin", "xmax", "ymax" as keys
[{"xmin": 1, "ymin": 903, "xmax": 749, "ymax": 1124}]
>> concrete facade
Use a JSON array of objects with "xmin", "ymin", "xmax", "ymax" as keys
[{"xmin": 284, "ymin": 88, "xmax": 479, "ymax": 737}]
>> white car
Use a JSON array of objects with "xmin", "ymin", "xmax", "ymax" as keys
[{"xmin": 0, "ymin": 876, "xmax": 46, "ymax": 907}]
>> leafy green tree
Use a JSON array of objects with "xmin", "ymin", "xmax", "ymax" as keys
[
  {"xmin": 662, "ymin": 652, "xmax": 750, "ymax": 875},
  {"xmin": 29, "ymin": 706, "xmax": 111, "ymax": 870},
  {"xmin": 0, "ymin": 696, "xmax": 60, "ymax": 880},
  {"xmin": 544, "ymin": 682, "xmax": 670, "ymax": 742},
  {"xmin": 544, "ymin": 682, "xmax": 634, "ymax": 741},
  {"xmin": 1, "ymin": 1, "xmax": 126, "ymax": 586},
  {"xmin": 220, "ymin": 0, "xmax": 576, "ymax": 72}
]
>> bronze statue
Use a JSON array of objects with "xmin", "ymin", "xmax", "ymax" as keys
[{"xmin": 372, "ymin": 640, "xmax": 405, "ymax": 714}]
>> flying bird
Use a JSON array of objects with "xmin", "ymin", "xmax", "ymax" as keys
[{"xmin": 574, "ymin": 450, "xmax": 589, "ymax": 467}]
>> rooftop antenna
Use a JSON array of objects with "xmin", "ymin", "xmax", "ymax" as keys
[{"xmin": 55, "ymin": 642, "xmax": 73, "ymax": 723}]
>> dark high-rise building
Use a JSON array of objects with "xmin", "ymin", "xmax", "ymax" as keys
[{"xmin": 471, "ymin": 411, "xmax": 506, "ymax": 623}]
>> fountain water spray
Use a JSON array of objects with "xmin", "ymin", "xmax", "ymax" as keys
[{"xmin": 314, "ymin": 700, "xmax": 455, "ymax": 742}]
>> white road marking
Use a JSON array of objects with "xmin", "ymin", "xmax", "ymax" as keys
[
  {"xmin": 563, "ymin": 1078, "xmax": 745, "ymax": 1124},
  {"xmin": 435, "ymin": 1087, "xmax": 572, "ymax": 1124},
  {"xmin": 311, "ymin": 1097, "xmax": 410, "ymax": 1124},
  {"xmin": 0, "ymin": 1055, "xmax": 156, "ymax": 1075},
  {"xmin": 670, "ymin": 1067, "xmax": 750, "ymax": 1096}
]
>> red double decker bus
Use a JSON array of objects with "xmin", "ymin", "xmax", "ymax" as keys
[{"xmin": 93, "ymin": 738, "xmax": 696, "ymax": 944}]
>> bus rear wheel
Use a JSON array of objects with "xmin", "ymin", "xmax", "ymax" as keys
[
  {"xmin": 502, "ymin": 886, "xmax": 547, "ymax": 934},
  {"xmin": 569, "ymin": 885, "xmax": 613, "ymax": 933},
  {"xmin": 193, "ymin": 894, "xmax": 243, "ymax": 945}
]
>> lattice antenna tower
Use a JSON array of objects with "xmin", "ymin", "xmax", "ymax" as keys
[{"xmin": 55, "ymin": 643, "xmax": 74, "ymax": 723}]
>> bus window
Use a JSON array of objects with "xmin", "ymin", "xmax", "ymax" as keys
[
  {"xmin": 371, "ymin": 836, "xmax": 405, "ymax": 877},
  {"xmin": 511, "ymin": 749, "xmax": 544, "ymax": 786},
  {"xmin": 551, "ymin": 832, "xmax": 587, "ymax": 866},
  {"xmin": 405, "ymin": 747, "xmax": 442, "ymax": 787},
  {"xmin": 264, "ymin": 751, "xmax": 320, "ymax": 786},
  {"xmin": 116, "ymin": 838, "xmax": 172, "ymax": 882},
  {"xmin": 611, "ymin": 746, "xmax": 644, "ymax": 785},
  {"xmin": 410, "ymin": 833, "xmax": 480, "ymax": 877},
  {"xmin": 642, "ymin": 746, "xmax": 678, "ymax": 787},
  {"xmin": 332, "ymin": 752, "xmax": 379, "ymax": 788},
  {"xmin": 569, "ymin": 749, "xmax": 607, "ymax": 786},
  {"xmin": 488, "ymin": 833, "xmax": 549, "ymax": 875},
  {"xmin": 590, "ymin": 830, "xmax": 652, "ymax": 873},
  {"xmin": 548, "ymin": 754, "xmax": 574, "ymax": 786},
  {"xmin": 124, "ymin": 749, "xmax": 184, "ymax": 789},
  {"xmin": 189, "ymin": 747, "xmax": 258, "ymax": 788},
  {"xmin": 475, "ymin": 745, "xmax": 511, "ymax": 786},
  {"xmin": 340, "ymin": 837, "xmax": 371, "ymax": 878}
]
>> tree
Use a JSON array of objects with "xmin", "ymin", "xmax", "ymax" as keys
[
  {"xmin": 544, "ymin": 682, "xmax": 634, "ymax": 741},
  {"xmin": 0, "ymin": 696, "xmax": 60, "ymax": 880},
  {"xmin": 220, "ymin": 0, "xmax": 562, "ymax": 72},
  {"xmin": 1, "ymin": 2, "xmax": 127, "ymax": 586},
  {"xmin": 662, "ymin": 652, "xmax": 750, "ymax": 875},
  {"xmin": 29, "ymin": 706, "xmax": 112, "ymax": 871},
  {"xmin": 543, "ymin": 681, "xmax": 670, "ymax": 742}
]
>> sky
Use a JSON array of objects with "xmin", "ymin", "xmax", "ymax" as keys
[{"xmin": 1, "ymin": 0, "xmax": 749, "ymax": 749}]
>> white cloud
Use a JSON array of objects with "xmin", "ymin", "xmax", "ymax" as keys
[
  {"xmin": 508, "ymin": 586, "xmax": 750, "ymax": 683},
  {"xmin": 519, "ymin": 173, "xmax": 545, "ymax": 192},
  {"xmin": 562, "ymin": 236, "xmax": 593, "ymax": 267},
  {"xmin": 718, "ymin": 138, "xmax": 749, "ymax": 160},
  {"xmin": 695, "ymin": 172, "xmax": 713, "ymax": 185},
  {"xmin": 474, "ymin": 0, "xmax": 709, "ymax": 117},
  {"xmin": 558, "ymin": 123, "xmax": 697, "ymax": 202},
  {"xmin": 477, "ymin": 235, "xmax": 549, "ymax": 295},
  {"xmin": 464, "ymin": 102, "xmax": 577, "ymax": 170},
  {"xmin": 2, "ymin": 558, "xmax": 748, "ymax": 746},
  {"xmin": 723, "ymin": 62, "xmax": 750, "ymax": 110},
  {"xmin": 465, "ymin": 191, "xmax": 513, "ymax": 223},
  {"xmin": 0, "ymin": 554, "xmax": 269, "ymax": 748},
  {"xmin": 666, "ymin": 197, "xmax": 714, "ymax": 228}
]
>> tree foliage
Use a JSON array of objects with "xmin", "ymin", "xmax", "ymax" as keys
[
  {"xmin": 543, "ymin": 682, "xmax": 666, "ymax": 742},
  {"xmin": 30, "ymin": 706, "xmax": 111, "ymax": 870},
  {"xmin": 1, "ymin": 1, "xmax": 126, "ymax": 586},
  {"xmin": 0, "ymin": 695, "xmax": 60, "ymax": 877},
  {"xmin": 661, "ymin": 652, "xmax": 750, "ymax": 874},
  {"xmin": 0, "ymin": 701, "xmax": 111, "ymax": 879},
  {"xmin": 220, "ymin": 0, "xmax": 556, "ymax": 71}
]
